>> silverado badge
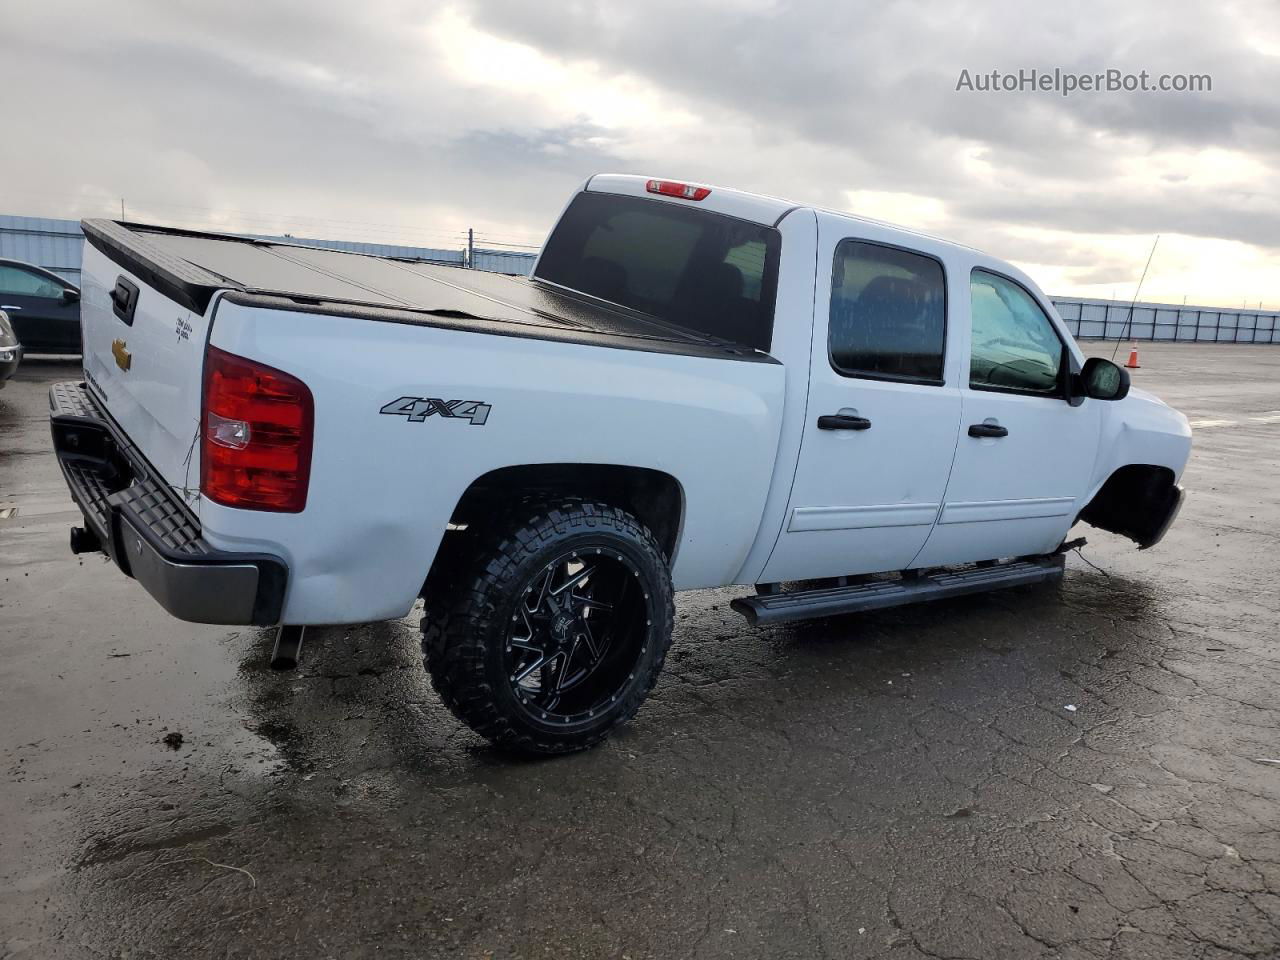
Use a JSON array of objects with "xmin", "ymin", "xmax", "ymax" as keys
[{"xmin": 111, "ymin": 339, "xmax": 132, "ymax": 372}]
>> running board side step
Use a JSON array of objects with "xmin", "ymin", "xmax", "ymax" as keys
[{"xmin": 731, "ymin": 555, "xmax": 1065, "ymax": 626}]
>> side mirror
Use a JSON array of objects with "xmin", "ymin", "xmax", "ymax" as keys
[
  {"xmin": 1079, "ymin": 356, "xmax": 1130, "ymax": 401},
  {"xmin": 62, "ymin": 287, "xmax": 80, "ymax": 304}
]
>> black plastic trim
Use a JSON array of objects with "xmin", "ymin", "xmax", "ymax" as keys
[
  {"xmin": 81, "ymin": 219, "xmax": 233, "ymax": 315},
  {"xmin": 969, "ymin": 381, "xmax": 1068, "ymax": 399},
  {"xmin": 817, "ymin": 414, "xmax": 872, "ymax": 431},
  {"xmin": 1139, "ymin": 483, "xmax": 1185, "ymax": 550},
  {"xmin": 967, "ymin": 422, "xmax": 1009, "ymax": 438},
  {"xmin": 838, "ymin": 370, "xmax": 946, "ymax": 388},
  {"xmin": 221, "ymin": 291, "xmax": 781, "ymax": 365},
  {"xmin": 733, "ymin": 555, "xmax": 1064, "ymax": 626},
  {"xmin": 1076, "ymin": 356, "xmax": 1132, "ymax": 402},
  {"xmin": 773, "ymin": 206, "xmax": 802, "ymax": 227},
  {"xmin": 110, "ymin": 276, "xmax": 139, "ymax": 325}
]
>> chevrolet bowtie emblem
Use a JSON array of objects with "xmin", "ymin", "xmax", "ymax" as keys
[{"xmin": 111, "ymin": 339, "xmax": 131, "ymax": 372}]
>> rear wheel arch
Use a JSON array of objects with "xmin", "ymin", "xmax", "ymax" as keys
[{"xmin": 422, "ymin": 463, "xmax": 684, "ymax": 595}]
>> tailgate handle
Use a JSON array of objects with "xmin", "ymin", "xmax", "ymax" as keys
[{"xmin": 110, "ymin": 277, "xmax": 139, "ymax": 325}]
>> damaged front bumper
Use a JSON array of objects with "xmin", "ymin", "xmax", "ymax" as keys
[{"xmin": 1139, "ymin": 483, "xmax": 1186, "ymax": 550}]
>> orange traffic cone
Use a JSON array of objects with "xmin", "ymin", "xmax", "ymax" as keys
[{"xmin": 1125, "ymin": 344, "xmax": 1141, "ymax": 369}]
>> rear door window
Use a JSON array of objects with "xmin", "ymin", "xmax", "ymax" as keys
[
  {"xmin": 535, "ymin": 192, "xmax": 780, "ymax": 352},
  {"xmin": 828, "ymin": 241, "xmax": 947, "ymax": 383}
]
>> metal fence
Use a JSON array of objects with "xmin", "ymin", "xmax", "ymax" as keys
[
  {"xmin": 253, "ymin": 233, "xmax": 465, "ymax": 268},
  {"xmin": 1050, "ymin": 297, "xmax": 1280, "ymax": 344},
  {"xmin": 0, "ymin": 214, "xmax": 538, "ymax": 282},
  {"xmin": 471, "ymin": 247, "xmax": 536, "ymax": 275},
  {"xmin": 1, "ymin": 215, "xmax": 1272, "ymax": 339},
  {"xmin": 0, "ymin": 215, "xmax": 86, "ymax": 284}
]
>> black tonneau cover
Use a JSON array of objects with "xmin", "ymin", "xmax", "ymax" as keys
[{"xmin": 81, "ymin": 219, "xmax": 773, "ymax": 363}]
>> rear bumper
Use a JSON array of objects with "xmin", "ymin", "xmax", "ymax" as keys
[{"xmin": 49, "ymin": 381, "xmax": 287, "ymax": 625}]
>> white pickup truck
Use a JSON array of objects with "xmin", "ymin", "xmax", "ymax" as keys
[{"xmin": 51, "ymin": 175, "xmax": 1190, "ymax": 753}]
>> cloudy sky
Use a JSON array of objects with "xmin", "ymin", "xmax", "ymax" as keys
[{"xmin": 3, "ymin": 0, "xmax": 1278, "ymax": 307}]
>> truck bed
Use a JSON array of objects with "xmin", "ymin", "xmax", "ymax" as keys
[{"xmin": 81, "ymin": 220, "xmax": 773, "ymax": 363}]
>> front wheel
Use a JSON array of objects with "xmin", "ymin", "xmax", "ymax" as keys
[{"xmin": 421, "ymin": 499, "xmax": 675, "ymax": 755}]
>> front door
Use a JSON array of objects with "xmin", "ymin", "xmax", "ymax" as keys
[
  {"xmin": 913, "ymin": 268, "xmax": 1101, "ymax": 566},
  {"xmin": 760, "ymin": 233, "xmax": 963, "ymax": 583}
]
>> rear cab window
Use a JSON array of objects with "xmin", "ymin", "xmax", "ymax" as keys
[
  {"xmin": 829, "ymin": 241, "xmax": 947, "ymax": 384},
  {"xmin": 535, "ymin": 192, "xmax": 781, "ymax": 352}
]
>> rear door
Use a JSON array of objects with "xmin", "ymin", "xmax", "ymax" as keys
[
  {"xmin": 0, "ymin": 262, "xmax": 80, "ymax": 353},
  {"xmin": 760, "ymin": 226, "xmax": 963, "ymax": 582},
  {"xmin": 912, "ymin": 268, "xmax": 1101, "ymax": 566}
]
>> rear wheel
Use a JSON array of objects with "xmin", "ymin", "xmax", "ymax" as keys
[{"xmin": 421, "ymin": 499, "xmax": 674, "ymax": 754}]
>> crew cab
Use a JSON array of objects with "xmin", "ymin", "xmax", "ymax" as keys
[{"xmin": 50, "ymin": 175, "xmax": 1190, "ymax": 754}]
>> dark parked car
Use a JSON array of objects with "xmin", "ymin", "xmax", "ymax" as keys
[
  {"xmin": 0, "ymin": 258, "xmax": 81, "ymax": 354},
  {"xmin": 0, "ymin": 310, "xmax": 21, "ymax": 386}
]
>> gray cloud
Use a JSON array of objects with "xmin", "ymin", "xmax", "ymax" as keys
[
  {"xmin": 1, "ymin": 0, "xmax": 1277, "ymax": 291},
  {"xmin": 464, "ymin": 0, "xmax": 1280, "ymax": 248}
]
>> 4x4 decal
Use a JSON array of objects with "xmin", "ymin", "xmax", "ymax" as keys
[{"xmin": 380, "ymin": 396, "xmax": 492, "ymax": 426}]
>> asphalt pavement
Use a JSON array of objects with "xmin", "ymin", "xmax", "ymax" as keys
[{"xmin": 2, "ymin": 343, "xmax": 1279, "ymax": 959}]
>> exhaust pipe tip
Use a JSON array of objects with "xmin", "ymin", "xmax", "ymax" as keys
[{"xmin": 70, "ymin": 525, "xmax": 103, "ymax": 555}]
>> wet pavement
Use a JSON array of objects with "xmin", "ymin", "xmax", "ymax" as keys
[{"xmin": 2, "ymin": 344, "xmax": 1279, "ymax": 959}]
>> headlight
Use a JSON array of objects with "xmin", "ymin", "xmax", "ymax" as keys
[{"xmin": 0, "ymin": 310, "xmax": 16, "ymax": 349}]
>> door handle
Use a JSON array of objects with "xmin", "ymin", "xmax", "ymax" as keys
[
  {"xmin": 968, "ymin": 422, "xmax": 1008, "ymax": 438},
  {"xmin": 0, "ymin": 305, "xmax": 21, "ymax": 310},
  {"xmin": 818, "ymin": 414, "xmax": 872, "ymax": 431}
]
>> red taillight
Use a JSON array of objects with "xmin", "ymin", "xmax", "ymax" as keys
[
  {"xmin": 201, "ymin": 345, "xmax": 313, "ymax": 512},
  {"xmin": 646, "ymin": 179, "xmax": 711, "ymax": 201}
]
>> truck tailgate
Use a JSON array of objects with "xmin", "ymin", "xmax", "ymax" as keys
[{"xmin": 79, "ymin": 241, "xmax": 212, "ymax": 507}]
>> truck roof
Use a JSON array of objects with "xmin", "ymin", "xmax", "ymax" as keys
[{"xmin": 586, "ymin": 174, "xmax": 984, "ymax": 260}]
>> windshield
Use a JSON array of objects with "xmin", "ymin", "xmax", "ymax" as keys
[{"xmin": 534, "ymin": 191, "xmax": 781, "ymax": 352}]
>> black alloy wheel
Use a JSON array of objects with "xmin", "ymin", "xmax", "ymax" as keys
[
  {"xmin": 421, "ymin": 499, "xmax": 675, "ymax": 754},
  {"xmin": 505, "ymin": 547, "xmax": 650, "ymax": 725}
]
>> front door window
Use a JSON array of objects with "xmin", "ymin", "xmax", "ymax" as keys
[{"xmin": 969, "ymin": 269, "xmax": 1064, "ymax": 395}]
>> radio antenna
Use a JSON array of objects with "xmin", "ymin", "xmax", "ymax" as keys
[{"xmin": 1112, "ymin": 236, "xmax": 1159, "ymax": 361}]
